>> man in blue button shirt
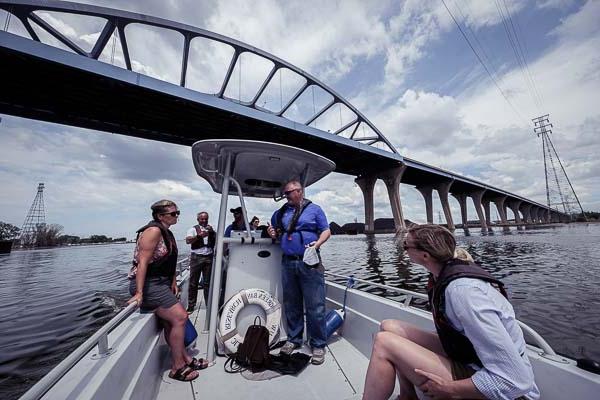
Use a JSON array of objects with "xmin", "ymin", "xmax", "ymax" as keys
[{"xmin": 267, "ymin": 180, "xmax": 331, "ymax": 365}]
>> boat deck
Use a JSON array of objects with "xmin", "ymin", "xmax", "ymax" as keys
[{"xmin": 155, "ymin": 301, "xmax": 376, "ymax": 400}]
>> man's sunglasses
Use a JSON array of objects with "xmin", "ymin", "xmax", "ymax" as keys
[
  {"xmin": 284, "ymin": 188, "xmax": 301, "ymax": 196},
  {"xmin": 161, "ymin": 210, "xmax": 180, "ymax": 217}
]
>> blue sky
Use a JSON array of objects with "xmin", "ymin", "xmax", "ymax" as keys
[{"xmin": 1, "ymin": 0, "xmax": 599, "ymax": 239}]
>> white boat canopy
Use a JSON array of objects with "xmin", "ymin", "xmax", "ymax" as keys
[{"xmin": 191, "ymin": 139, "xmax": 336, "ymax": 197}]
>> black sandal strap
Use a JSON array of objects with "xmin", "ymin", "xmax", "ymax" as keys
[
  {"xmin": 189, "ymin": 357, "xmax": 209, "ymax": 370},
  {"xmin": 170, "ymin": 365, "xmax": 195, "ymax": 381}
]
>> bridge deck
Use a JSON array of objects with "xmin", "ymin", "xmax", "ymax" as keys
[
  {"xmin": 0, "ymin": 32, "xmax": 400, "ymax": 176},
  {"xmin": 0, "ymin": 26, "xmax": 554, "ymax": 211}
]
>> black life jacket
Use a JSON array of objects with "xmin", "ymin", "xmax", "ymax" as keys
[
  {"xmin": 191, "ymin": 225, "xmax": 216, "ymax": 250},
  {"xmin": 427, "ymin": 258, "xmax": 508, "ymax": 367},
  {"xmin": 134, "ymin": 220, "xmax": 178, "ymax": 278},
  {"xmin": 275, "ymin": 199, "xmax": 316, "ymax": 242}
]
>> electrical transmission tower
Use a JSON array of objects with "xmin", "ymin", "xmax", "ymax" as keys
[
  {"xmin": 532, "ymin": 115, "xmax": 585, "ymax": 219},
  {"xmin": 20, "ymin": 182, "xmax": 46, "ymax": 246}
]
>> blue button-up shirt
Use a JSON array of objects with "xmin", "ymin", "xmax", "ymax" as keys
[
  {"xmin": 270, "ymin": 202, "xmax": 329, "ymax": 256},
  {"xmin": 445, "ymin": 278, "xmax": 540, "ymax": 400}
]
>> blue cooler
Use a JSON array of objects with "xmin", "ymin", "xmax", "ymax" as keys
[
  {"xmin": 325, "ymin": 309, "xmax": 345, "ymax": 339},
  {"xmin": 184, "ymin": 318, "xmax": 198, "ymax": 347}
]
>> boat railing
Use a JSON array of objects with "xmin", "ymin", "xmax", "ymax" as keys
[
  {"xmin": 324, "ymin": 271, "xmax": 428, "ymax": 305},
  {"xmin": 20, "ymin": 258, "xmax": 190, "ymax": 400},
  {"xmin": 324, "ymin": 271, "xmax": 558, "ymax": 356}
]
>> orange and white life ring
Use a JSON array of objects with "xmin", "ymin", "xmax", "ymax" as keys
[{"xmin": 218, "ymin": 288, "xmax": 281, "ymax": 353}]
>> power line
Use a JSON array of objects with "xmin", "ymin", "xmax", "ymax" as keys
[
  {"xmin": 495, "ymin": 0, "xmax": 544, "ymax": 112},
  {"xmin": 512, "ymin": 6, "xmax": 545, "ymax": 107},
  {"xmin": 441, "ymin": 0, "xmax": 527, "ymax": 125},
  {"xmin": 452, "ymin": 0, "xmax": 502, "ymax": 84}
]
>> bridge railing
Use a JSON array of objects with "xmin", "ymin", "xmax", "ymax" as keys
[{"xmin": 0, "ymin": 0, "xmax": 397, "ymax": 154}]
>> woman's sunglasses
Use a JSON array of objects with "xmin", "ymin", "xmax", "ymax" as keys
[{"xmin": 161, "ymin": 210, "xmax": 180, "ymax": 217}]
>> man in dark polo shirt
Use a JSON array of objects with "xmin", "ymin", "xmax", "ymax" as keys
[
  {"xmin": 224, "ymin": 207, "xmax": 245, "ymax": 237},
  {"xmin": 267, "ymin": 180, "xmax": 331, "ymax": 365}
]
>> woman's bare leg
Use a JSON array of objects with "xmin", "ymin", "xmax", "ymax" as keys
[
  {"xmin": 380, "ymin": 319, "xmax": 445, "ymax": 355},
  {"xmin": 363, "ymin": 331, "xmax": 453, "ymax": 400},
  {"xmin": 155, "ymin": 303, "xmax": 196, "ymax": 374},
  {"xmin": 380, "ymin": 319, "xmax": 447, "ymax": 398}
]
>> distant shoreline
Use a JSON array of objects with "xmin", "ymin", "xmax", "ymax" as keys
[{"xmin": 10, "ymin": 241, "xmax": 135, "ymax": 251}]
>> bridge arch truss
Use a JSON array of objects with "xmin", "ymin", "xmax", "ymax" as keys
[{"xmin": 0, "ymin": 0, "xmax": 397, "ymax": 153}]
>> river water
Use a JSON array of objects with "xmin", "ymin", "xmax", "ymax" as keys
[{"xmin": 1, "ymin": 223, "xmax": 599, "ymax": 399}]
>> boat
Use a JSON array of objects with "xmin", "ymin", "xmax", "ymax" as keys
[{"xmin": 19, "ymin": 140, "xmax": 600, "ymax": 399}]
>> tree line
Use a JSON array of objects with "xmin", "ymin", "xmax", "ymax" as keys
[{"xmin": 0, "ymin": 221, "xmax": 126, "ymax": 247}]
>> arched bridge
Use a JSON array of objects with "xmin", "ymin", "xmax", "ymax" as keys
[{"xmin": 0, "ymin": 0, "xmax": 566, "ymax": 231}]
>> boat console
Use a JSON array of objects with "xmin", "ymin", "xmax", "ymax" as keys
[{"xmin": 191, "ymin": 139, "xmax": 336, "ymax": 361}]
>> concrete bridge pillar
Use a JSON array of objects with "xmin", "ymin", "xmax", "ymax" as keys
[
  {"xmin": 508, "ymin": 200, "xmax": 523, "ymax": 229},
  {"xmin": 539, "ymin": 208, "xmax": 547, "ymax": 223},
  {"xmin": 543, "ymin": 209, "xmax": 551, "ymax": 223},
  {"xmin": 355, "ymin": 174, "xmax": 377, "ymax": 233},
  {"xmin": 416, "ymin": 185, "xmax": 434, "ymax": 224},
  {"xmin": 451, "ymin": 193, "xmax": 469, "ymax": 234},
  {"xmin": 434, "ymin": 180, "xmax": 454, "ymax": 230},
  {"xmin": 469, "ymin": 190, "xmax": 488, "ymax": 232},
  {"xmin": 520, "ymin": 203, "xmax": 533, "ymax": 224},
  {"xmin": 552, "ymin": 212, "xmax": 560, "ymax": 223},
  {"xmin": 482, "ymin": 198, "xmax": 493, "ymax": 233},
  {"xmin": 492, "ymin": 196, "xmax": 509, "ymax": 232},
  {"xmin": 530, "ymin": 207, "xmax": 539, "ymax": 223},
  {"xmin": 380, "ymin": 165, "xmax": 407, "ymax": 232},
  {"xmin": 492, "ymin": 196, "xmax": 508, "ymax": 224}
]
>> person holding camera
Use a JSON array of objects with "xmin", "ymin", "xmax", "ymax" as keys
[{"xmin": 185, "ymin": 211, "xmax": 215, "ymax": 313}]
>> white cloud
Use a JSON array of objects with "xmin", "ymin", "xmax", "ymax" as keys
[
  {"xmin": 536, "ymin": 0, "xmax": 578, "ymax": 10},
  {"xmin": 375, "ymin": 89, "xmax": 465, "ymax": 151},
  {"xmin": 549, "ymin": 0, "xmax": 600, "ymax": 42},
  {"xmin": 204, "ymin": 0, "xmax": 390, "ymax": 83}
]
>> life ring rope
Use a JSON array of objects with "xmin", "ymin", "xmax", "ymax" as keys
[{"xmin": 218, "ymin": 288, "xmax": 282, "ymax": 353}]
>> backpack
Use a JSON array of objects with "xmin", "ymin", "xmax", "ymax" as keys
[{"xmin": 225, "ymin": 316, "xmax": 271, "ymax": 373}]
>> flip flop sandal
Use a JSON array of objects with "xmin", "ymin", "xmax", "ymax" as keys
[
  {"xmin": 189, "ymin": 357, "xmax": 209, "ymax": 370},
  {"xmin": 168, "ymin": 365, "xmax": 198, "ymax": 382}
]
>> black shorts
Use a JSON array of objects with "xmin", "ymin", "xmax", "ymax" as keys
[{"xmin": 450, "ymin": 359, "xmax": 476, "ymax": 380}]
